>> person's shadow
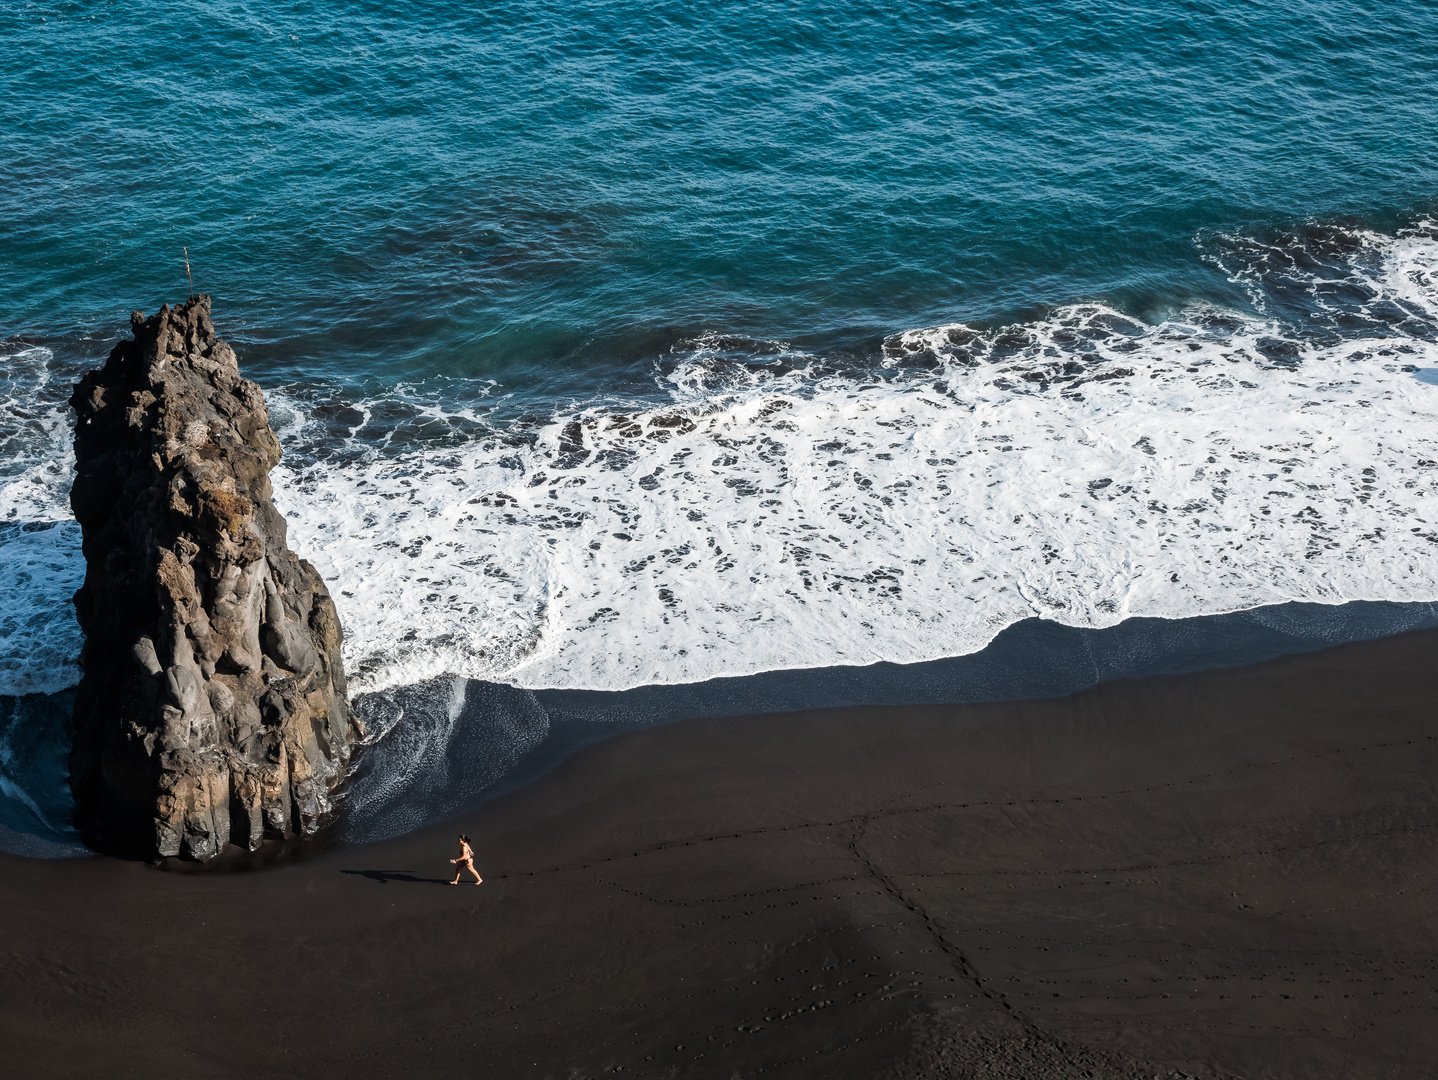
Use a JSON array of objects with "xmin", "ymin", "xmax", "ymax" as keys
[{"xmin": 342, "ymin": 869, "xmax": 451, "ymax": 885}]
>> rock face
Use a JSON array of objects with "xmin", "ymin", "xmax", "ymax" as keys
[{"xmin": 69, "ymin": 295, "xmax": 360, "ymax": 860}]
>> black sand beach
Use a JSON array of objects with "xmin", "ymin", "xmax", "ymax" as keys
[{"xmin": 3, "ymin": 629, "xmax": 1437, "ymax": 1079}]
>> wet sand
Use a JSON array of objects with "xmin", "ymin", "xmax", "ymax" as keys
[{"xmin": 3, "ymin": 629, "xmax": 1438, "ymax": 1079}]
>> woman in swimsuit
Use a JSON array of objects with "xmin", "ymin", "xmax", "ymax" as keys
[{"xmin": 450, "ymin": 834, "xmax": 482, "ymax": 885}]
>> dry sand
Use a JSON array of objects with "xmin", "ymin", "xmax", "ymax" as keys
[{"xmin": 3, "ymin": 629, "xmax": 1438, "ymax": 1078}]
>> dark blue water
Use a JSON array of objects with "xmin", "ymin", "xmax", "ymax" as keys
[
  {"xmin": 5, "ymin": 0, "xmax": 1436, "ymax": 386},
  {"xmin": 5, "ymin": 0, "xmax": 1438, "ymax": 854}
]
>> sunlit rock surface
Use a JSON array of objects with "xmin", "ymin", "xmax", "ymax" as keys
[{"xmin": 68, "ymin": 295, "xmax": 360, "ymax": 859}]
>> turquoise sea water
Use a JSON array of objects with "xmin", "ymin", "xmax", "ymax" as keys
[
  {"xmin": 5, "ymin": 0, "xmax": 1437, "ymax": 380},
  {"xmin": 4, "ymin": 0, "xmax": 1438, "ymax": 849}
]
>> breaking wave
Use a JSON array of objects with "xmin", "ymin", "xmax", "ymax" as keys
[
  {"xmin": 4, "ymin": 221, "xmax": 1438, "ymax": 700},
  {"xmin": 275, "ymin": 221, "xmax": 1438, "ymax": 693}
]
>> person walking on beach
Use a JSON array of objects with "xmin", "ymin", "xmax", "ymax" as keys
[{"xmin": 450, "ymin": 834, "xmax": 482, "ymax": 885}]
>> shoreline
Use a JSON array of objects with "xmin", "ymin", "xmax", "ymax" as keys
[
  {"xmin": 8, "ymin": 597, "xmax": 1438, "ymax": 859},
  {"xmin": 3, "ymin": 628, "xmax": 1438, "ymax": 1077},
  {"xmin": 345, "ymin": 596, "xmax": 1438, "ymax": 847}
]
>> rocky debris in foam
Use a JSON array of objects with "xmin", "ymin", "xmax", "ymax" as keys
[{"xmin": 68, "ymin": 296, "xmax": 361, "ymax": 860}]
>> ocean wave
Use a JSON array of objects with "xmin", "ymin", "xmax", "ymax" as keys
[
  {"xmin": 273, "ymin": 222, "xmax": 1438, "ymax": 693},
  {"xmin": 3, "ymin": 222, "xmax": 1438, "ymax": 698},
  {"xmin": 0, "ymin": 343, "xmax": 83, "ymax": 697}
]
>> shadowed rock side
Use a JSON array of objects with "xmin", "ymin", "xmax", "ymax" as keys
[{"xmin": 68, "ymin": 295, "xmax": 361, "ymax": 860}]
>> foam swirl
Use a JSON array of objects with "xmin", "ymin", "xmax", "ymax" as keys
[
  {"xmin": 4, "ymin": 223, "xmax": 1438, "ymax": 698},
  {"xmin": 270, "ymin": 224, "xmax": 1438, "ymax": 692}
]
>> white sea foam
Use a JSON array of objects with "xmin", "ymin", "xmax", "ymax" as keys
[
  {"xmin": 266, "ymin": 224, "xmax": 1438, "ymax": 693},
  {"xmin": 0, "ymin": 346, "xmax": 84, "ymax": 696},
  {"xmin": 0, "ymin": 521, "xmax": 83, "ymax": 696},
  {"xmin": 4, "ymin": 225, "xmax": 1438, "ymax": 699}
]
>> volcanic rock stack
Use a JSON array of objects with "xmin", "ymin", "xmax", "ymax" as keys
[{"xmin": 68, "ymin": 295, "xmax": 361, "ymax": 860}]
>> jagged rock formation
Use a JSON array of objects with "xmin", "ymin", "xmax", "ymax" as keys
[{"xmin": 69, "ymin": 295, "xmax": 361, "ymax": 860}]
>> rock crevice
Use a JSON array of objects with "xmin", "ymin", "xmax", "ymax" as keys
[{"xmin": 69, "ymin": 295, "xmax": 360, "ymax": 860}]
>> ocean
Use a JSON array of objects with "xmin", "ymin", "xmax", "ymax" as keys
[{"xmin": 3, "ymin": 0, "xmax": 1438, "ymax": 852}]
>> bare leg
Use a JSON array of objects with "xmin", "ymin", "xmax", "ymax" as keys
[{"xmin": 465, "ymin": 861, "xmax": 483, "ymax": 884}]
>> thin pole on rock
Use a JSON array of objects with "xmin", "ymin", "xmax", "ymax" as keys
[{"xmin": 183, "ymin": 247, "xmax": 194, "ymax": 301}]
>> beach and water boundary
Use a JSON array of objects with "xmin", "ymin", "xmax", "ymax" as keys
[
  {"xmin": 3, "ymin": 625, "xmax": 1436, "ymax": 1078},
  {"xmin": 6, "ymin": 596, "xmax": 1438, "ymax": 860},
  {"xmin": 5, "ymin": 0, "xmax": 1438, "ymax": 1073}
]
